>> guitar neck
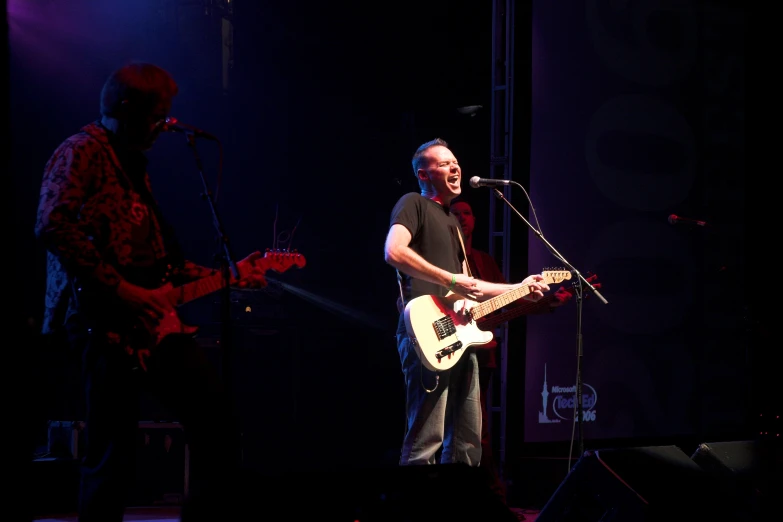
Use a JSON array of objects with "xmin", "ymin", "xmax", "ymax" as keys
[
  {"xmin": 166, "ymin": 271, "xmax": 226, "ymax": 306},
  {"xmin": 478, "ymin": 292, "xmax": 558, "ymax": 331},
  {"xmin": 478, "ymin": 274, "xmax": 596, "ymax": 331},
  {"xmin": 159, "ymin": 251, "xmax": 305, "ymax": 307},
  {"xmin": 471, "ymin": 284, "xmax": 536, "ymax": 321}
]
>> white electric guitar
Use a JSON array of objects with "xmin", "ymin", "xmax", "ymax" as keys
[{"xmin": 404, "ymin": 269, "xmax": 572, "ymax": 371}]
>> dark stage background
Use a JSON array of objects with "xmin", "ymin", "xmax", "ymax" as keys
[
  {"xmin": 524, "ymin": 0, "xmax": 748, "ymax": 445},
  {"xmin": 10, "ymin": 0, "xmax": 761, "ymax": 500}
]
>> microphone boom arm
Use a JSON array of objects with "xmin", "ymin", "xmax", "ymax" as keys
[{"xmin": 492, "ymin": 186, "xmax": 607, "ymax": 304}]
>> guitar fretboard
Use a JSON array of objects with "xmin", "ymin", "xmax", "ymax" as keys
[
  {"xmin": 161, "ymin": 255, "xmax": 300, "ymax": 306},
  {"xmin": 469, "ymin": 270, "xmax": 570, "ymax": 322},
  {"xmin": 166, "ymin": 271, "xmax": 226, "ymax": 306},
  {"xmin": 471, "ymin": 284, "xmax": 533, "ymax": 321},
  {"xmin": 478, "ymin": 292, "xmax": 558, "ymax": 330}
]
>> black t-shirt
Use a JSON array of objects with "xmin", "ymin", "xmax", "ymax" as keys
[{"xmin": 390, "ymin": 192, "xmax": 465, "ymax": 306}]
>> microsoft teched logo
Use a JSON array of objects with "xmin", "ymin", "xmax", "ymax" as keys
[{"xmin": 538, "ymin": 364, "xmax": 598, "ymax": 424}]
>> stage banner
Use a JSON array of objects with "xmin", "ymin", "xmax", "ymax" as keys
[{"xmin": 524, "ymin": 1, "xmax": 745, "ymax": 442}]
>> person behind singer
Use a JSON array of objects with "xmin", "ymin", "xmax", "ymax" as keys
[
  {"xmin": 450, "ymin": 198, "xmax": 573, "ymax": 506},
  {"xmin": 34, "ymin": 61, "xmax": 267, "ymax": 522},
  {"xmin": 384, "ymin": 138, "xmax": 550, "ymax": 467}
]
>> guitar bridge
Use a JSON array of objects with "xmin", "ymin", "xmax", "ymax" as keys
[
  {"xmin": 433, "ymin": 316, "xmax": 456, "ymax": 340},
  {"xmin": 436, "ymin": 341, "xmax": 463, "ymax": 361}
]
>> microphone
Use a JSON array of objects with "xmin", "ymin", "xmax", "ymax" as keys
[
  {"xmin": 162, "ymin": 117, "xmax": 218, "ymax": 140},
  {"xmin": 469, "ymin": 176, "xmax": 511, "ymax": 188},
  {"xmin": 668, "ymin": 214, "xmax": 708, "ymax": 227}
]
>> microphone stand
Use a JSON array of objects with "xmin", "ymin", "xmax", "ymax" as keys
[
  {"xmin": 491, "ymin": 186, "xmax": 608, "ymax": 459},
  {"xmin": 183, "ymin": 132, "xmax": 241, "ymax": 461}
]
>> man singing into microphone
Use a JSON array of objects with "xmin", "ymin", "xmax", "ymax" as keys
[
  {"xmin": 384, "ymin": 138, "xmax": 549, "ymax": 471},
  {"xmin": 35, "ymin": 62, "xmax": 266, "ymax": 521}
]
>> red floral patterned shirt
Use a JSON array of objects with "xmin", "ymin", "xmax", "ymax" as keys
[{"xmin": 35, "ymin": 121, "xmax": 212, "ymax": 334}]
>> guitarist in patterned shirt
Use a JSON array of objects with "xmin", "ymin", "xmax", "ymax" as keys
[{"xmin": 34, "ymin": 62, "xmax": 267, "ymax": 522}]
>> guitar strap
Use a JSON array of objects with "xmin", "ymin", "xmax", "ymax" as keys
[{"xmin": 455, "ymin": 225, "xmax": 473, "ymax": 278}]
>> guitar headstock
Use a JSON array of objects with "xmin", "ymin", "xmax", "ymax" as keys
[
  {"xmin": 542, "ymin": 268, "xmax": 572, "ymax": 285},
  {"xmin": 261, "ymin": 248, "xmax": 307, "ymax": 273}
]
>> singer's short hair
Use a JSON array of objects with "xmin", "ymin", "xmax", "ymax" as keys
[
  {"xmin": 412, "ymin": 138, "xmax": 449, "ymax": 175},
  {"xmin": 100, "ymin": 62, "xmax": 178, "ymax": 117}
]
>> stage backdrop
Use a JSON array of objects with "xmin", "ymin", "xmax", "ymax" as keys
[{"xmin": 524, "ymin": 1, "xmax": 745, "ymax": 443}]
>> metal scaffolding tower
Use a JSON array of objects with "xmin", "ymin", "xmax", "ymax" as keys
[{"xmin": 488, "ymin": 0, "xmax": 515, "ymax": 478}]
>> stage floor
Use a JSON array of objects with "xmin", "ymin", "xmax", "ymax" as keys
[{"xmin": 33, "ymin": 506, "xmax": 542, "ymax": 521}]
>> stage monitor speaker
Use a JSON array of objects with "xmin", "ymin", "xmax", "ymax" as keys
[
  {"xmin": 536, "ymin": 445, "xmax": 729, "ymax": 522},
  {"xmin": 691, "ymin": 439, "xmax": 781, "ymax": 521}
]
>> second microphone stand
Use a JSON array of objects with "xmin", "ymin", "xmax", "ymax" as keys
[
  {"xmin": 492, "ymin": 186, "xmax": 607, "ymax": 459},
  {"xmin": 184, "ymin": 132, "xmax": 239, "ymax": 372},
  {"xmin": 183, "ymin": 132, "xmax": 242, "ymax": 464}
]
